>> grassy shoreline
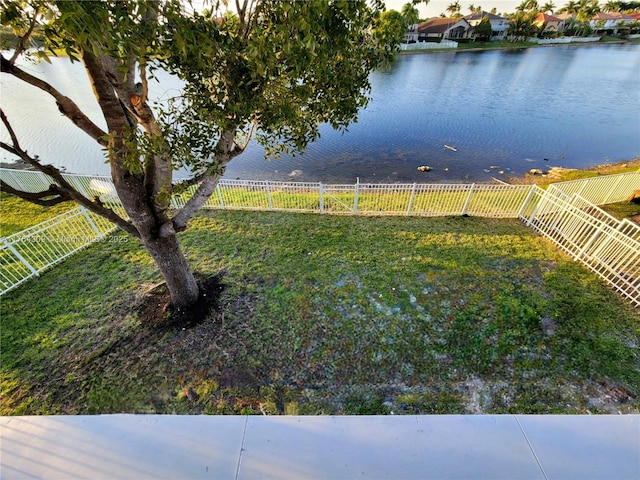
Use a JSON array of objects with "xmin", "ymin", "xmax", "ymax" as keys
[
  {"xmin": 1, "ymin": 159, "xmax": 638, "ymax": 236},
  {"xmin": 507, "ymin": 157, "xmax": 640, "ymax": 186},
  {"xmin": 399, "ymin": 36, "xmax": 639, "ymax": 55}
]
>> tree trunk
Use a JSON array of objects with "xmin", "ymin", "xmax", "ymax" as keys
[
  {"xmin": 80, "ymin": 50, "xmax": 202, "ymax": 311},
  {"xmin": 141, "ymin": 231, "xmax": 200, "ymax": 309}
]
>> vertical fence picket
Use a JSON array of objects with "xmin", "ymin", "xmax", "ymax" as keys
[
  {"xmin": 407, "ymin": 183, "xmax": 416, "ymax": 216},
  {"xmin": 461, "ymin": 184, "xmax": 475, "ymax": 215},
  {"xmin": 602, "ymin": 175, "xmax": 625, "ymax": 205},
  {"xmin": 80, "ymin": 207, "xmax": 102, "ymax": 237},
  {"xmin": 216, "ymin": 184, "xmax": 225, "ymax": 209},
  {"xmin": 5, "ymin": 170, "xmax": 29, "ymax": 191},
  {"xmin": 354, "ymin": 180, "xmax": 360, "ymax": 215},
  {"xmin": 266, "ymin": 181, "xmax": 273, "ymax": 211}
]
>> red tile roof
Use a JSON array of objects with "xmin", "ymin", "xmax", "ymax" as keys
[{"xmin": 534, "ymin": 12, "xmax": 563, "ymax": 23}]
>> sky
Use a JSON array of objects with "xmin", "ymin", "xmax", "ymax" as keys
[
  {"xmin": 189, "ymin": 1, "xmax": 528, "ymax": 19},
  {"xmin": 384, "ymin": 0, "xmax": 524, "ymax": 17}
]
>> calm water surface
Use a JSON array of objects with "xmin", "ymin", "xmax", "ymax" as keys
[{"xmin": 1, "ymin": 43, "xmax": 639, "ymax": 183}]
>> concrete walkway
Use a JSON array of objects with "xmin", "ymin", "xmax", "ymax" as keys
[{"xmin": 1, "ymin": 415, "xmax": 638, "ymax": 479}]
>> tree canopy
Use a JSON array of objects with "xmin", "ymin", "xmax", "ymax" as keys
[
  {"xmin": 474, "ymin": 14, "xmax": 494, "ymax": 39},
  {"xmin": 1, "ymin": 0, "xmax": 399, "ymax": 310}
]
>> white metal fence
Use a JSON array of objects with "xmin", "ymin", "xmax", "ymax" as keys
[
  {"xmin": 521, "ymin": 187, "xmax": 640, "ymax": 307},
  {"xmin": 174, "ymin": 180, "xmax": 539, "ymax": 217},
  {"xmin": 399, "ymin": 40, "xmax": 458, "ymax": 51},
  {"xmin": 1, "ymin": 169, "xmax": 543, "ymax": 217},
  {"xmin": 1, "ymin": 168, "xmax": 639, "ymax": 305},
  {"xmin": 548, "ymin": 171, "xmax": 640, "ymax": 205},
  {"xmin": 1, "ymin": 206, "xmax": 117, "ymax": 294}
]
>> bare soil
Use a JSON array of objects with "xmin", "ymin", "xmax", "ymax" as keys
[{"xmin": 137, "ymin": 272, "xmax": 226, "ymax": 329}]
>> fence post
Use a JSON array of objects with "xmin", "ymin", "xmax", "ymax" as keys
[
  {"xmin": 602, "ymin": 175, "xmax": 624, "ymax": 205},
  {"xmin": 407, "ymin": 183, "xmax": 417, "ymax": 216},
  {"xmin": 461, "ymin": 183, "xmax": 475, "ymax": 215},
  {"xmin": 526, "ymin": 187, "xmax": 548, "ymax": 226},
  {"xmin": 319, "ymin": 182, "xmax": 324, "ymax": 214},
  {"xmin": 266, "ymin": 181, "xmax": 273, "ymax": 210},
  {"xmin": 354, "ymin": 178, "xmax": 360, "ymax": 215},
  {"xmin": 1, "ymin": 238, "xmax": 39, "ymax": 277},
  {"xmin": 80, "ymin": 206, "xmax": 102, "ymax": 237},
  {"xmin": 576, "ymin": 180, "xmax": 588, "ymax": 197},
  {"xmin": 216, "ymin": 184, "xmax": 225, "ymax": 209},
  {"xmin": 517, "ymin": 185, "xmax": 538, "ymax": 220}
]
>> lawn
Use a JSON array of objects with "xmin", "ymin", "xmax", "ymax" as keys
[
  {"xmin": 0, "ymin": 192, "xmax": 74, "ymax": 237},
  {"xmin": 1, "ymin": 209, "xmax": 638, "ymax": 415}
]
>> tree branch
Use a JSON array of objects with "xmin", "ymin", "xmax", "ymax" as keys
[
  {"xmin": 1, "ymin": 55, "xmax": 108, "ymax": 147},
  {"xmin": 9, "ymin": 9, "xmax": 40, "ymax": 65},
  {"xmin": 170, "ymin": 129, "xmax": 243, "ymax": 233},
  {"xmin": 0, "ymin": 110, "xmax": 140, "ymax": 238},
  {"xmin": 0, "ymin": 180, "xmax": 73, "ymax": 206}
]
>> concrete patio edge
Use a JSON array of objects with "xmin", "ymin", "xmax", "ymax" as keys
[{"xmin": 1, "ymin": 414, "xmax": 638, "ymax": 479}]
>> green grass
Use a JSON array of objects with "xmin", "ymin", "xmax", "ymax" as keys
[
  {"xmin": 600, "ymin": 201, "xmax": 640, "ymax": 221},
  {"xmin": 176, "ymin": 183, "xmax": 535, "ymax": 218},
  {"xmin": 512, "ymin": 158, "xmax": 640, "ymax": 188},
  {"xmin": 0, "ymin": 192, "xmax": 74, "ymax": 237},
  {"xmin": 1, "ymin": 210, "xmax": 638, "ymax": 415}
]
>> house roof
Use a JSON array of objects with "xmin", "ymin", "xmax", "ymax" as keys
[
  {"xmin": 417, "ymin": 17, "xmax": 469, "ymax": 34},
  {"xmin": 463, "ymin": 11, "xmax": 507, "ymax": 22},
  {"xmin": 534, "ymin": 12, "xmax": 563, "ymax": 23},
  {"xmin": 592, "ymin": 12, "xmax": 636, "ymax": 21},
  {"xmin": 592, "ymin": 12, "xmax": 617, "ymax": 20}
]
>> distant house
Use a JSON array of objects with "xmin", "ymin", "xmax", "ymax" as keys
[
  {"xmin": 533, "ymin": 12, "xmax": 565, "ymax": 34},
  {"xmin": 554, "ymin": 13, "xmax": 574, "ymax": 22},
  {"xmin": 464, "ymin": 11, "xmax": 509, "ymax": 40},
  {"xmin": 416, "ymin": 17, "xmax": 471, "ymax": 41},
  {"xmin": 554, "ymin": 12, "xmax": 580, "ymax": 33},
  {"xmin": 404, "ymin": 23, "xmax": 419, "ymax": 43},
  {"xmin": 590, "ymin": 12, "xmax": 636, "ymax": 34}
]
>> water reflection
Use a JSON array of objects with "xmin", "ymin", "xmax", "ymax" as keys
[{"xmin": 1, "ymin": 44, "xmax": 639, "ymax": 183}]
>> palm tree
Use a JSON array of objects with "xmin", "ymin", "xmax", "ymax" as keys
[
  {"xmin": 573, "ymin": 0, "xmax": 599, "ymax": 35},
  {"xmin": 558, "ymin": 0, "xmax": 580, "ymax": 13},
  {"xmin": 527, "ymin": 0, "xmax": 541, "ymax": 10},
  {"xmin": 446, "ymin": 2, "xmax": 462, "ymax": 16},
  {"xmin": 517, "ymin": 0, "xmax": 540, "ymax": 12},
  {"xmin": 401, "ymin": 2, "xmax": 420, "ymax": 26},
  {"xmin": 542, "ymin": 1, "xmax": 556, "ymax": 12},
  {"xmin": 508, "ymin": 11, "xmax": 537, "ymax": 39},
  {"xmin": 603, "ymin": 1, "xmax": 620, "ymax": 11}
]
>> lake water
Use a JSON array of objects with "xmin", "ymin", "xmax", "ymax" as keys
[{"xmin": 1, "ymin": 43, "xmax": 639, "ymax": 183}]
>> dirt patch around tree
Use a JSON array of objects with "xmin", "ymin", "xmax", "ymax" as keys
[{"xmin": 137, "ymin": 272, "xmax": 226, "ymax": 329}]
